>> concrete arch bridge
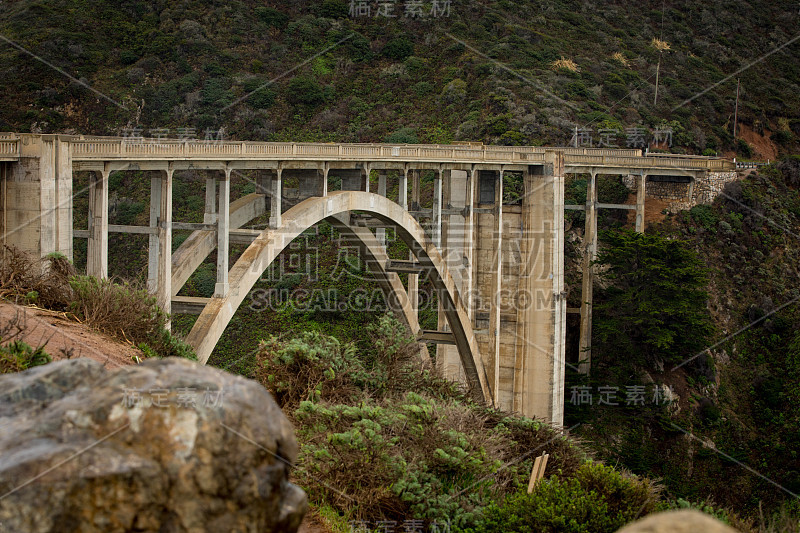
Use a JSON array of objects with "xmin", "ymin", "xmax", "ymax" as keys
[{"xmin": 0, "ymin": 133, "xmax": 734, "ymax": 424}]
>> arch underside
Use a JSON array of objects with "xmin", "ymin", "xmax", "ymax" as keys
[{"xmin": 178, "ymin": 191, "xmax": 492, "ymax": 404}]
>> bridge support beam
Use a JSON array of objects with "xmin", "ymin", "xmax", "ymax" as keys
[
  {"xmin": 578, "ymin": 171, "xmax": 598, "ymax": 374},
  {"xmin": 408, "ymin": 170, "xmax": 420, "ymax": 315},
  {"xmin": 376, "ymin": 171, "xmax": 387, "ymax": 246},
  {"xmin": 488, "ymin": 170, "xmax": 504, "ymax": 407},
  {"xmin": 215, "ymin": 168, "xmax": 231, "ymax": 297},
  {"xmin": 87, "ymin": 167, "xmax": 109, "ymax": 279},
  {"xmin": 269, "ymin": 167, "xmax": 282, "ymax": 229},
  {"xmin": 156, "ymin": 168, "xmax": 173, "ymax": 320},
  {"xmin": 204, "ymin": 177, "xmax": 216, "ymax": 224},
  {"xmin": 635, "ymin": 172, "xmax": 647, "ymax": 232}
]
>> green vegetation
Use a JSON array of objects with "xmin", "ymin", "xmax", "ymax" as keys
[
  {"xmin": 257, "ymin": 314, "xmax": 665, "ymax": 529},
  {"xmin": 569, "ymin": 160, "xmax": 800, "ymax": 527},
  {"xmin": 1, "ymin": 0, "xmax": 797, "ymax": 156},
  {"xmin": 0, "ymin": 339, "xmax": 51, "ymax": 374}
]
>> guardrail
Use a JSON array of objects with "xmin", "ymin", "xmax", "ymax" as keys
[
  {"xmin": 736, "ymin": 161, "xmax": 769, "ymax": 169},
  {"xmin": 0, "ymin": 138, "xmax": 19, "ymax": 159},
  {"xmin": 67, "ymin": 137, "xmax": 733, "ymax": 171}
]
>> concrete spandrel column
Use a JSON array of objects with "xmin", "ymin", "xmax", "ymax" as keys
[
  {"xmin": 578, "ymin": 171, "xmax": 598, "ymax": 375},
  {"xmin": 408, "ymin": 169, "xmax": 421, "ymax": 313},
  {"xmin": 322, "ymin": 165, "xmax": 329, "ymax": 197},
  {"xmin": 432, "ymin": 170, "xmax": 442, "ymax": 247},
  {"xmin": 362, "ymin": 165, "xmax": 371, "ymax": 193},
  {"xmin": 148, "ymin": 174, "xmax": 162, "ymax": 293},
  {"xmin": 269, "ymin": 167, "xmax": 282, "ymax": 229},
  {"xmin": 157, "ymin": 168, "xmax": 174, "ymax": 320},
  {"xmin": 215, "ymin": 168, "xmax": 231, "ymax": 297},
  {"xmin": 488, "ymin": 170, "xmax": 503, "ymax": 408},
  {"xmin": 204, "ymin": 177, "xmax": 217, "ymax": 224},
  {"xmin": 520, "ymin": 152, "xmax": 566, "ymax": 426},
  {"xmin": 636, "ymin": 172, "xmax": 646, "ymax": 232},
  {"xmin": 87, "ymin": 167, "xmax": 109, "ymax": 279},
  {"xmin": 377, "ymin": 171, "xmax": 387, "ymax": 246},
  {"xmin": 398, "ymin": 168, "xmax": 408, "ymax": 210}
]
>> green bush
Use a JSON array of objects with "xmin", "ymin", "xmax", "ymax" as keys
[
  {"xmin": 287, "ymin": 76, "xmax": 326, "ymax": 107},
  {"xmin": 466, "ymin": 462, "xmax": 659, "ymax": 533},
  {"xmin": 0, "ymin": 339, "xmax": 51, "ymax": 374},
  {"xmin": 384, "ymin": 127, "xmax": 419, "ymax": 144},
  {"xmin": 255, "ymin": 6, "xmax": 289, "ymax": 28},
  {"xmin": 382, "ymin": 37, "xmax": 414, "ymax": 60}
]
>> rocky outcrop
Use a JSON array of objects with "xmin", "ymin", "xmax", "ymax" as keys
[
  {"xmin": 0, "ymin": 357, "xmax": 307, "ymax": 532},
  {"xmin": 617, "ymin": 509, "xmax": 739, "ymax": 533}
]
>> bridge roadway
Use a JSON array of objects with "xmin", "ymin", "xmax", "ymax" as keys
[{"xmin": 0, "ymin": 133, "xmax": 735, "ymax": 425}]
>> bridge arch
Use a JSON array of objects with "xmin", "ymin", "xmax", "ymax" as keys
[{"xmin": 183, "ymin": 191, "xmax": 492, "ymax": 403}]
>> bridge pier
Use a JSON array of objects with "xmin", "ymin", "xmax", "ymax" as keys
[
  {"xmin": 87, "ymin": 167, "xmax": 109, "ymax": 279},
  {"xmin": 578, "ymin": 171, "xmax": 598, "ymax": 374},
  {"xmin": 215, "ymin": 168, "xmax": 231, "ymax": 297}
]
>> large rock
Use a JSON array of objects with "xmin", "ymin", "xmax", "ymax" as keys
[
  {"xmin": 617, "ymin": 509, "xmax": 739, "ymax": 533},
  {"xmin": 0, "ymin": 358, "xmax": 307, "ymax": 532}
]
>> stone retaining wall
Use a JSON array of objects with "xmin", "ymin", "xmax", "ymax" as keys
[{"xmin": 623, "ymin": 171, "xmax": 738, "ymax": 213}]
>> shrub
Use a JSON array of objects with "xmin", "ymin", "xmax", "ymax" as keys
[
  {"xmin": 384, "ymin": 128, "xmax": 419, "ymax": 144},
  {"xmin": 287, "ymin": 76, "xmax": 326, "ymax": 107},
  {"xmin": 0, "ymin": 246, "xmax": 74, "ymax": 308},
  {"xmin": 0, "ymin": 340, "xmax": 51, "ymax": 374},
  {"xmin": 382, "ymin": 37, "xmax": 414, "ymax": 60},
  {"xmin": 255, "ymin": 6, "xmax": 289, "ymax": 28},
  {"xmin": 466, "ymin": 462, "xmax": 659, "ymax": 533}
]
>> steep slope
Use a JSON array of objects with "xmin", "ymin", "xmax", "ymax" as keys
[{"xmin": 0, "ymin": 0, "xmax": 798, "ymax": 156}]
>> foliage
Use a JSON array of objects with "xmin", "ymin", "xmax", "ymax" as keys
[
  {"xmin": 258, "ymin": 314, "xmax": 592, "ymax": 527},
  {"xmin": 464, "ymin": 462, "xmax": 659, "ymax": 533},
  {"xmin": 593, "ymin": 230, "xmax": 714, "ymax": 369},
  {"xmin": 382, "ymin": 37, "xmax": 414, "ymax": 61},
  {"xmin": 0, "ymin": 339, "xmax": 51, "ymax": 374}
]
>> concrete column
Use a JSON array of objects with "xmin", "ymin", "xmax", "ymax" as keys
[
  {"xmin": 204, "ymin": 176, "xmax": 216, "ymax": 224},
  {"xmin": 398, "ymin": 168, "xmax": 408, "ymax": 210},
  {"xmin": 432, "ymin": 170, "xmax": 442, "ymax": 247},
  {"xmin": 578, "ymin": 171, "xmax": 598, "ymax": 375},
  {"xmin": 147, "ymin": 174, "xmax": 162, "ymax": 293},
  {"xmin": 322, "ymin": 165, "xmax": 329, "ymax": 197},
  {"xmin": 87, "ymin": 167, "xmax": 109, "ymax": 279},
  {"xmin": 465, "ymin": 169, "xmax": 477, "ymax": 321},
  {"xmin": 487, "ymin": 170, "xmax": 504, "ymax": 407},
  {"xmin": 520, "ymin": 152, "xmax": 566, "ymax": 425},
  {"xmin": 215, "ymin": 168, "xmax": 231, "ymax": 297},
  {"xmin": 377, "ymin": 171, "xmax": 387, "ymax": 246},
  {"xmin": 269, "ymin": 167, "xmax": 282, "ymax": 229},
  {"xmin": 157, "ymin": 167, "xmax": 173, "ymax": 320},
  {"xmin": 636, "ymin": 172, "xmax": 646, "ymax": 232},
  {"xmin": 362, "ymin": 165, "xmax": 371, "ymax": 193},
  {"xmin": 408, "ymin": 169, "xmax": 420, "ymax": 314}
]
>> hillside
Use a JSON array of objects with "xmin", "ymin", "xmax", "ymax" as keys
[{"xmin": 1, "ymin": 0, "xmax": 799, "ymax": 158}]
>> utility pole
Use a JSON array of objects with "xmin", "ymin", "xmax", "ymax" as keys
[{"xmin": 733, "ymin": 78, "xmax": 740, "ymax": 140}]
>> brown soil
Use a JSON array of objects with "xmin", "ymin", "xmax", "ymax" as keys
[
  {"xmin": 297, "ymin": 510, "xmax": 334, "ymax": 533},
  {"xmin": 735, "ymin": 123, "xmax": 779, "ymax": 161},
  {"xmin": 0, "ymin": 301, "xmax": 140, "ymax": 369},
  {"xmin": 624, "ymin": 194, "xmax": 671, "ymax": 230}
]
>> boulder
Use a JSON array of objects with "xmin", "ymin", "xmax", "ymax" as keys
[
  {"xmin": 0, "ymin": 357, "xmax": 307, "ymax": 532},
  {"xmin": 617, "ymin": 509, "xmax": 739, "ymax": 533}
]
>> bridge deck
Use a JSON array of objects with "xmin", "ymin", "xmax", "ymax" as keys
[{"xmin": 0, "ymin": 133, "xmax": 735, "ymax": 172}]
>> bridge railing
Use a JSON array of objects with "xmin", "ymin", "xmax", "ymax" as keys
[
  {"xmin": 65, "ymin": 136, "xmax": 733, "ymax": 171},
  {"xmin": 0, "ymin": 133, "xmax": 20, "ymax": 158}
]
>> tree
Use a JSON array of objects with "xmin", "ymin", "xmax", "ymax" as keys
[{"xmin": 593, "ymin": 230, "xmax": 713, "ymax": 370}]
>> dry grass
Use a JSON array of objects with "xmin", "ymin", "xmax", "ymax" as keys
[
  {"xmin": 611, "ymin": 52, "xmax": 630, "ymax": 66},
  {"xmin": 0, "ymin": 246, "xmax": 74, "ymax": 308},
  {"xmin": 551, "ymin": 56, "xmax": 580, "ymax": 72},
  {"xmin": 651, "ymin": 38, "xmax": 671, "ymax": 51}
]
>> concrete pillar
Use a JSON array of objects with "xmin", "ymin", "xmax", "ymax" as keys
[
  {"xmin": 322, "ymin": 165, "xmax": 329, "ymax": 197},
  {"xmin": 408, "ymin": 169, "xmax": 420, "ymax": 314},
  {"xmin": 636, "ymin": 172, "xmax": 646, "ymax": 232},
  {"xmin": 578, "ymin": 171, "xmax": 598, "ymax": 375},
  {"xmin": 270, "ymin": 167, "xmax": 282, "ymax": 229},
  {"xmin": 147, "ymin": 174, "xmax": 161, "ymax": 293},
  {"xmin": 204, "ymin": 177, "xmax": 216, "ymax": 224},
  {"xmin": 465, "ymin": 169, "xmax": 477, "ymax": 321},
  {"xmin": 1, "ymin": 135, "xmax": 72, "ymax": 261},
  {"xmin": 87, "ymin": 167, "xmax": 109, "ymax": 279},
  {"xmin": 157, "ymin": 167, "xmax": 173, "ymax": 319},
  {"xmin": 519, "ymin": 152, "xmax": 566, "ymax": 425},
  {"xmin": 215, "ymin": 168, "xmax": 231, "ymax": 297},
  {"xmin": 362, "ymin": 165, "xmax": 371, "ymax": 193},
  {"xmin": 398, "ymin": 168, "xmax": 408, "ymax": 210},
  {"xmin": 432, "ymin": 170, "xmax": 442, "ymax": 247},
  {"xmin": 488, "ymin": 170, "xmax": 503, "ymax": 407},
  {"xmin": 377, "ymin": 171, "xmax": 387, "ymax": 246}
]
